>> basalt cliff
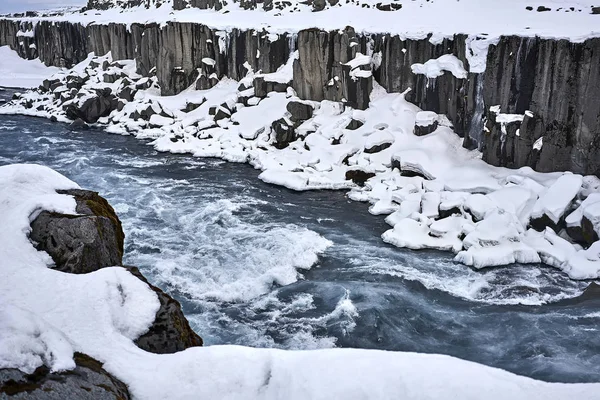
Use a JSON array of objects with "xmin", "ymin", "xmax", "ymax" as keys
[{"xmin": 1, "ymin": 1, "xmax": 599, "ymax": 175}]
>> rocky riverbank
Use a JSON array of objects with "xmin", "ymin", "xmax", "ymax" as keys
[{"xmin": 1, "ymin": 186, "xmax": 202, "ymax": 398}]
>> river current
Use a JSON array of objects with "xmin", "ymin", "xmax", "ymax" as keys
[{"xmin": 1, "ymin": 89, "xmax": 599, "ymax": 383}]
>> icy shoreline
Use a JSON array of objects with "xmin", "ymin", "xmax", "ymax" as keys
[{"xmin": 3, "ymin": 48, "xmax": 600, "ymax": 282}]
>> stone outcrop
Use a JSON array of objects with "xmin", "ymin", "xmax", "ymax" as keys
[
  {"xmin": 29, "ymin": 189, "xmax": 203, "ymax": 353},
  {"xmin": 482, "ymin": 36, "xmax": 600, "ymax": 175},
  {"xmin": 0, "ymin": 353, "xmax": 131, "ymax": 400},
  {"xmin": 1, "ymin": 16, "xmax": 599, "ymax": 175},
  {"xmin": 30, "ymin": 189, "xmax": 124, "ymax": 273}
]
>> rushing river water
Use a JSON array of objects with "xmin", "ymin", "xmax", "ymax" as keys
[{"xmin": 1, "ymin": 89, "xmax": 599, "ymax": 383}]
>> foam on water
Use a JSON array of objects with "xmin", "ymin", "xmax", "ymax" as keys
[
  {"xmin": 128, "ymin": 198, "xmax": 332, "ymax": 303},
  {"xmin": 324, "ymin": 237, "xmax": 588, "ymax": 306}
]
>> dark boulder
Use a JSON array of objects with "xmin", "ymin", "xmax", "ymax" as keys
[
  {"xmin": 66, "ymin": 75, "xmax": 86, "ymax": 90},
  {"xmin": 64, "ymin": 89, "xmax": 117, "ymax": 123},
  {"xmin": 271, "ymin": 118, "xmax": 297, "ymax": 149},
  {"xmin": 414, "ymin": 120, "xmax": 439, "ymax": 137},
  {"xmin": 345, "ymin": 119, "xmax": 364, "ymax": 130},
  {"xmin": 253, "ymin": 76, "xmax": 289, "ymax": 98},
  {"xmin": 286, "ymin": 101, "xmax": 313, "ymax": 122},
  {"xmin": 345, "ymin": 169, "xmax": 375, "ymax": 186},
  {"xmin": 30, "ymin": 189, "xmax": 124, "ymax": 274},
  {"xmin": 0, "ymin": 353, "xmax": 131, "ymax": 400},
  {"xmin": 364, "ymin": 141, "xmax": 392, "ymax": 154},
  {"xmin": 117, "ymin": 86, "xmax": 137, "ymax": 102},
  {"xmin": 130, "ymin": 266, "xmax": 204, "ymax": 352}
]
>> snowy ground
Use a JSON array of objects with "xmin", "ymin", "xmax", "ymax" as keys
[
  {"xmin": 0, "ymin": 46, "xmax": 61, "ymax": 88},
  {"xmin": 3, "ymin": 0, "xmax": 600, "ymax": 42},
  {"xmin": 1, "ymin": 162, "xmax": 599, "ymax": 399}
]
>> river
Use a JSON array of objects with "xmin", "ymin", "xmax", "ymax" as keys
[{"xmin": 1, "ymin": 89, "xmax": 599, "ymax": 383}]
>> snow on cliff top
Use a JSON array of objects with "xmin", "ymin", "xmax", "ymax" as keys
[
  {"xmin": 4, "ymin": 0, "xmax": 600, "ymax": 41},
  {"xmin": 1, "ymin": 163, "xmax": 600, "ymax": 399}
]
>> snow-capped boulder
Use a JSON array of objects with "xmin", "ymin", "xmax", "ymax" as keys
[
  {"xmin": 30, "ymin": 189, "xmax": 124, "ymax": 274},
  {"xmin": 63, "ymin": 88, "xmax": 118, "ymax": 123},
  {"xmin": 286, "ymin": 101, "xmax": 314, "ymax": 122},
  {"xmin": 414, "ymin": 111, "xmax": 439, "ymax": 136},
  {"xmin": 28, "ymin": 188, "xmax": 203, "ymax": 354}
]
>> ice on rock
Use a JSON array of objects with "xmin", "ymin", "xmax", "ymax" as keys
[
  {"xmin": 464, "ymin": 194, "xmax": 495, "ymax": 221},
  {"xmin": 486, "ymin": 186, "xmax": 538, "ymax": 224},
  {"xmin": 531, "ymin": 174, "xmax": 583, "ymax": 224},
  {"xmin": 382, "ymin": 216, "xmax": 463, "ymax": 252},
  {"xmin": 421, "ymin": 191, "xmax": 440, "ymax": 219},
  {"xmin": 564, "ymin": 242, "xmax": 600, "ymax": 280},
  {"xmin": 415, "ymin": 111, "xmax": 438, "ymax": 127},
  {"xmin": 411, "ymin": 55, "xmax": 468, "ymax": 79},
  {"xmin": 565, "ymin": 193, "xmax": 600, "ymax": 228},
  {"xmin": 456, "ymin": 210, "xmax": 540, "ymax": 268},
  {"xmin": 523, "ymin": 228, "xmax": 577, "ymax": 271}
]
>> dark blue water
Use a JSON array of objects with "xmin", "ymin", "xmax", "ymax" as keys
[{"xmin": 1, "ymin": 89, "xmax": 599, "ymax": 383}]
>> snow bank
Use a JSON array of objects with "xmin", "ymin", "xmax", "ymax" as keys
[
  {"xmin": 1, "ymin": 163, "xmax": 600, "ymax": 399},
  {"xmin": 0, "ymin": 46, "xmax": 61, "ymax": 88}
]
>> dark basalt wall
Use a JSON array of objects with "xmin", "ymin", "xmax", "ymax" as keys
[
  {"xmin": 482, "ymin": 36, "xmax": 600, "ymax": 175},
  {"xmin": 0, "ymin": 17, "xmax": 599, "ymax": 175}
]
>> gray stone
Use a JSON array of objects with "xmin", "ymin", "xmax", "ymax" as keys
[
  {"xmin": 30, "ymin": 189, "xmax": 124, "ymax": 274},
  {"xmin": 0, "ymin": 353, "xmax": 131, "ymax": 400},
  {"xmin": 286, "ymin": 101, "xmax": 313, "ymax": 122}
]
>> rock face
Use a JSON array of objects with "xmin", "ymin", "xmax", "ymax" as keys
[
  {"xmin": 1, "ymin": 16, "xmax": 600, "ymax": 175},
  {"xmin": 29, "ymin": 188, "xmax": 203, "ymax": 353},
  {"xmin": 30, "ymin": 189, "xmax": 124, "ymax": 273},
  {"xmin": 482, "ymin": 36, "xmax": 600, "ymax": 176},
  {"xmin": 0, "ymin": 353, "xmax": 131, "ymax": 400}
]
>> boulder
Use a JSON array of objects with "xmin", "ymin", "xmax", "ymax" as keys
[
  {"xmin": 117, "ymin": 86, "xmax": 137, "ymax": 102},
  {"xmin": 345, "ymin": 119, "xmax": 364, "ymax": 130},
  {"xmin": 345, "ymin": 169, "xmax": 375, "ymax": 186},
  {"xmin": 0, "ymin": 353, "xmax": 131, "ymax": 400},
  {"xmin": 414, "ymin": 112, "xmax": 439, "ymax": 136},
  {"xmin": 286, "ymin": 101, "xmax": 314, "ymax": 122},
  {"xmin": 64, "ymin": 89, "xmax": 117, "ymax": 124},
  {"xmin": 130, "ymin": 266, "xmax": 204, "ymax": 352},
  {"xmin": 271, "ymin": 118, "xmax": 297, "ymax": 149},
  {"xmin": 253, "ymin": 77, "xmax": 289, "ymax": 98},
  {"xmin": 364, "ymin": 142, "xmax": 392, "ymax": 154},
  {"xmin": 30, "ymin": 189, "xmax": 124, "ymax": 273}
]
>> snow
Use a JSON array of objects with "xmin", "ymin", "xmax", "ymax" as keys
[
  {"xmin": 531, "ymin": 174, "xmax": 583, "ymax": 224},
  {"xmin": 4, "ymin": 0, "xmax": 600, "ymax": 45},
  {"xmin": 411, "ymin": 54, "xmax": 468, "ymax": 79},
  {"xmin": 3, "ymin": 163, "xmax": 600, "ymax": 399},
  {"xmin": 0, "ymin": 46, "xmax": 61, "ymax": 88},
  {"xmin": 415, "ymin": 111, "xmax": 438, "ymax": 127}
]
